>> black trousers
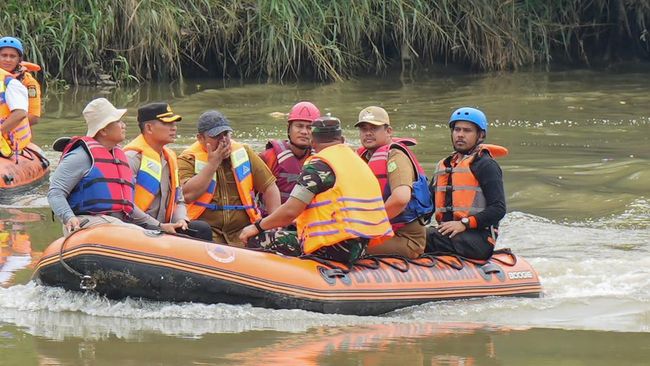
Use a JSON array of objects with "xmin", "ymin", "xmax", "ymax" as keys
[
  {"xmin": 425, "ymin": 227, "xmax": 494, "ymax": 260},
  {"xmin": 176, "ymin": 220, "xmax": 213, "ymax": 242}
]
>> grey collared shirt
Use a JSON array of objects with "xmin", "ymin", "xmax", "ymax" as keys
[{"xmin": 47, "ymin": 146, "xmax": 160, "ymax": 227}]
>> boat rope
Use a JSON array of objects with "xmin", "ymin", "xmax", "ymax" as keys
[
  {"xmin": 366, "ymin": 255, "xmax": 411, "ymax": 272},
  {"xmin": 296, "ymin": 248, "xmax": 518, "ymax": 274},
  {"xmin": 58, "ymin": 219, "xmax": 96, "ymax": 291},
  {"xmin": 300, "ymin": 254, "xmax": 353, "ymax": 274},
  {"xmin": 490, "ymin": 248, "xmax": 517, "ymax": 266}
]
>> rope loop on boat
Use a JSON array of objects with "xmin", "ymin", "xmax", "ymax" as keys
[
  {"xmin": 490, "ymin": 248, "xmax": 517, "ymax": 266},
  {"xmin": 301, "ymin": 254, "xmax": 352, "ymax": 273},
  {"xmin": 371, "ymin": 255, "xmax": 410, "ymax": 272},
  {"xmin": 58, "ymin": 219, "xmax": 97, "ymax": 291},
  {"xmin": 407, "ymin": 254, "xmax": 437, "ymax": 268},
  {"xmin": 425, "ymin": 252, "xmax": 465, "ymax": 270},
  {"xmin": 353, "ymin": 257, "xmax": 381, "ymax": 270}
]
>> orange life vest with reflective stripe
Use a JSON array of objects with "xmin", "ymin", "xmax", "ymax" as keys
[
  {"xmin": 182, "ymin": 141, "xmax": 262, "ymax": 223},
  {"xmin": 433, "ymin": 144, "xmax": 508, "ymax": 223},
  {"xmin": 20, "ymin": 72, "xmax": 41, "ymax": 118},
  {"xmin": 0, "ymin": 68, "xmax": 31, "ymax": 152},
  {"xmin": 296, "ymin": 144, "xmax": 394, "ymax": 254},
  {"xmin": 123, "ymin": 134, "xmax": 180, "ymax": 223}
]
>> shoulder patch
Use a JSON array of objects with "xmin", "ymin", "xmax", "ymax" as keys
[
  {"xmin": 387, "ymin": 161, "xmax": 398, "ymax": 173},
  {"xmin": 27, "ymin": 85, "xmax": 37, "ymax": 98}
]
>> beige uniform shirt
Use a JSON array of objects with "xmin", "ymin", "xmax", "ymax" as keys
[
  {"xmin": 363, "ymin": 147, "xmax": 427, "ymax": 257},
  {"xmin": 178, "ymin": 144, "xmax": 276, "ymax": 246}
]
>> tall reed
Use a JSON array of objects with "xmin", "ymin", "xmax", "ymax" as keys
[{"xmin": 1, "ymin": 0, "xmax": 648, "ymax": 85}]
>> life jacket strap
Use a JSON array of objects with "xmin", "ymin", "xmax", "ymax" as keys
[{"xmin": 194, "ymin": 201, "xmax": 255, "ymax": 211}]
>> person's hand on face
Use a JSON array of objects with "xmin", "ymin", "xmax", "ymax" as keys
[{"xmin": 206, "ymin": 132, "xmax": 232, "ymax": 168}]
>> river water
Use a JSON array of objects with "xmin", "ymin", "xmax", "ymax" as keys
[{"xmin": 1, "ymin": 69, "xmax": 649, "ymax": 365}]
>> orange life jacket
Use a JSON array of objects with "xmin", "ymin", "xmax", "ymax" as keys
[
  {"xmin": 20, "ymin": 72, "xmax": 41, "ymax": 118},
  {"xmin": 182, "ymin": 141, "xmax": 262, "ymax": 223},
  {"xmin": 123, "ymin": 134, "xmax": 180, "ymax": 223},
  {"xmin": 19, "ymin": 62, "xmax": 41, "ymax": 72},
  {"xmin": 0, "ymin": 68, "xmax": 31, "ymax": 152},
  {"xmin": 433, "ymin": 144, "xmax": 508, "ymax": 223},
  {"xmin": 296, "ymin": 144, "xmax": 393, "ymax": 254}
]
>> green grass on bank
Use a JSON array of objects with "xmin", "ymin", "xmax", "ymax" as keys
[{"xmin": 1, "ymin": 0, "xmax": 648, "ymax": 86}]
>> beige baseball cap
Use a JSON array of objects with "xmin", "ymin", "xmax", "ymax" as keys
[
  {"xmin": 355, "ymin": 106, "xmax": 390, "ymax": 127},
  {"xmin": 83, "ymin": 98, "xmax": 127, "ymax": 137}
]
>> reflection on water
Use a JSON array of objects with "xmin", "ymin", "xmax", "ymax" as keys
[
  {"xmin": 0, "ymin": 209, "xmax": 45, "ymax": 287},
  {"xmin": 1, "ymin": 69, "xmax": 649, "ymax": 363},
  {"xmin": 1, "ymin": 321, "xmax": 649, "ymax": 366}
]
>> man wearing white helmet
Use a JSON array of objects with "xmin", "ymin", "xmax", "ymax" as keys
[
  {"xmin": 427, "ymin": 107, "xmax": 508, "ymax": 260},
  {"xmin": 259, "ymin": 101, "xmax": 320, "ymax": 204}
]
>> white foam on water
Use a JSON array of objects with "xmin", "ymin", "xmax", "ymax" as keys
[
  {"xmin": 395, "ymin": 204, "xmax": 650, "ymax": 332},
  {"xmin": 0, "ymin": 283, "xmax": 390, "ymax": 339},
  {"xmin": 1, "ymin": 200, "xmax": 648, "ymax": 336}
]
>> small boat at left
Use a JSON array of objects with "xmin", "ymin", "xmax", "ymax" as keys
[{"xmin": 0, "ymin": 143, "xmax": 50, "ymax": 194}]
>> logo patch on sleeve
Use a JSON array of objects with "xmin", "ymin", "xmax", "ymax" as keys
[
  {"xmin": 387, "ymin": 161, "xmax": 398, "ymax": 173},
  {"xmin": 27, "ymin": 86, "xmax": 37, "ymax": 98}
]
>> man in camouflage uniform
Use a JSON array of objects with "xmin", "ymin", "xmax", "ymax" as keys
[{"xmin": 241, "ymin": 115, "xmax": 393, "ymax": 264}]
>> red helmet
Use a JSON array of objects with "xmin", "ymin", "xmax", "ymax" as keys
[{"xmin": 288, "ymin": 101, "xmax": 320, "ymax": 123}]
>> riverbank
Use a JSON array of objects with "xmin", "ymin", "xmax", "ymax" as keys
[{"xmin": 6, "ymin": 0, "xmax": 650, "ymax": 86}]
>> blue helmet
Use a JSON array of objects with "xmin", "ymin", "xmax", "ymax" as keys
[
  {"xmin": 0, "ymin": 37, "xmax": 24, "ymax": 56},
  {"xmin": 449, "ymin": 107, "xmax": 488, "ymax": 134}
]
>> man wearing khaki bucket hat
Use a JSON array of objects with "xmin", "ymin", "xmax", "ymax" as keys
[{"xmin": 47, "ymin": 98, "xmax": 180, "ymax": 236}]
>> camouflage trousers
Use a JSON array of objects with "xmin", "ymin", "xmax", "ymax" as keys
[{"xmin": 247, "ymin": 229, "xmax": 368, "ymax": 265}]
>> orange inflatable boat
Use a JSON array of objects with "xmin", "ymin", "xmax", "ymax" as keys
[
  {"xmin": 34, "ymin": 225, "xmax": 542, "ymax": 315},
  {"xmin": 0, "ymin": 143, "xmax": 50, "ymax": 194}
]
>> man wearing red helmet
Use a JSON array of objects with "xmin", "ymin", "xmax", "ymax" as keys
[
  {"xmin": 259, "ymin": 101, "xmax": 320, "ymax": 204},
  {"xmin": 427, "ymin": 107, "xmax": 507, "ymax": 260}
]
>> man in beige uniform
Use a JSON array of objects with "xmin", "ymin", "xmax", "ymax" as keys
[
  {"xmin": 356, "ymin": 106, "xmax": 433, "ymax": 258},
  {"xmin": 178, "ymin": 110, "xmax": 280, "ymax": 245}
]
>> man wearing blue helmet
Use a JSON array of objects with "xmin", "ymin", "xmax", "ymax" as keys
[
  {"xmin": 0, "ymin": 36, "xmax": 42, "ymax": 127},
  {"xmin": 426, "ymin": 107, "xmax": 508, "ymax": 260}
]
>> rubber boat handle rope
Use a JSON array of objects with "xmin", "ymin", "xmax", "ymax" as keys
[
  {"xmin": 58, "ymin": 218, "xmax": 97, "ymax": 291},
  {"xmin": 304, "ymin": 249, "xmax": 518, "ymax": 277},
  {"xmin": 490, "ymin": 248, "xmax": 517, "ymax": 266}
]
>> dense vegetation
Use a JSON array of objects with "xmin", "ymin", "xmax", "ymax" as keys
[{"xmin": 1, "ymin": 0, "xmax": 649, "ymax": 85}]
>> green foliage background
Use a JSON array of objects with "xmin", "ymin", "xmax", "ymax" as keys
[{"xmin": 2, "ymin": 0, "xmax": 649, "ymax": 85}]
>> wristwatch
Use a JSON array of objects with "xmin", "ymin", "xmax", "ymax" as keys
[
  {"xmin": 254, "ymin": 219, "xmax": 265, "ymax": 233},
  {"xmin": 460, "ymin": 217, "xmax": 470, "ymax": 228}
]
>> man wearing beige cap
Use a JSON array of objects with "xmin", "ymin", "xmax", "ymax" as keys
[
  {"xmin": 47, "ymin": 98, "xmax": 179, "ymax": 235},
  {"xmin": 356, "ymin": 106, "xmax": 433, "ymax": 258},
  {"xmin": 124, "ymin": 102, "xmax": 212, "ymax": 241}
]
